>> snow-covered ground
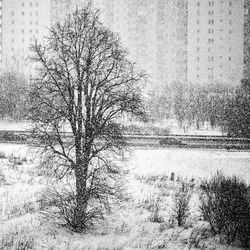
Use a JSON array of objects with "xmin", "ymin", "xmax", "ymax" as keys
[
  {"xmin": 129, "ymin": 148, "xmax": 250, "ymax": 184},
  {"xmin": 0, "ymin": 144, "xmax": 249, "ymax": 182},
  {"xmin": 0, "ymin": 143, "xmax": 249, "ymax": 249},
  {"xmin": 0, "ymin": 120, "xmax": 31, "ymax": 131}
]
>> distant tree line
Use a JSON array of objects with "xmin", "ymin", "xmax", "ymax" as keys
[
  {"xmin": 0, "ymin": 68, "xmax": 250, "ymax": 138},
  {"xmin": 146, "ymin": 81, "xmax": 235, "ymax": 130},
  {"xmin": 146, "ymin": 80, "xmax": 250, "ymax": 138},
  {"xmin": 0, "ymin": 70, "xmax": 29, "ymax": 120}
]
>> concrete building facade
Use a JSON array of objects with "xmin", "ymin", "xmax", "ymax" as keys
[
  {"xmin": 0, "ymin": 0, "xmax": 245, "ymax": 88},
  {"xmin": 244, "ymin": 0, "xmax": 250, "ymax": 78},
  {"xmin": 0, "ymin": 0, "xmax": 51, "ymax": 74},
  {"xmin": 188, "ymin": 0, "xmax": 244, "ymax": 85}
]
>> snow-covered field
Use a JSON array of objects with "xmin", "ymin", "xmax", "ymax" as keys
[
  {"xmin": 0, "ymin": 143, "xmax": 249, "ymax": 249},
  {"xmin": 129, "ymin": 148, "xmax": 250, "ymax": 184}
]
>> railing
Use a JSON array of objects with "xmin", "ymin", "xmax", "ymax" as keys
[{"xmin": 0, "ymin": 130, "xmax": 249, "ymax": 149}]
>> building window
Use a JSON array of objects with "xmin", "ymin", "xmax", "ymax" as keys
[
  {"xmin": 220, "ymin": 19, "xmax": 223, "ymax": 22},
  {"xmin": 229, "ymin": 2, "xmax": 232, "ymax": 6},
  {"xmin": 197, "ymin": 10, "xmax": 200, "ymax": 15},
  {"xmin": 197, "ymin": 20, "xmax": 200, "ymax": 24},
  {"xmin": 22, "ymin": 29, "xmax": 24, "ymax": 34},
  {"xmin": 208, "ymin": 20, "xmax": 214, "ymax": 24},
  {"xmin": 36, "ymin": 2, "xmax": 39, "ymax": 7},
  {"xmin": 197, "ymin": 29, "xmax": 200, "ymax": 33},
  {"xmin": 12, "ymin": 20, "xmax": 14, "ymax": 25},
  {"xmin": 11, "ymin": 29, "xmax": 14, "ymax": 34},
  {"xmin": 22, "ymin": 11, "xmax": 24, "ymax": 16},
  {"xmin": 229, "ymin": 10, "xmax": 232, "ymax": 15},
  {"xmin": 197, "ymin": 74, "xmax": 200, "ymax": 79},
  {"xmin": 197, "ymin": 2, "xmax": 200, "ymax": 6},
  {"xmin": 229, "ymin": 20, "xmax": 232, "ymax": 25},
  {"xmin": 229, "ymin": 30, "xmax": 232, "ymax": 34},
  {"xmin": 30, "ymin": 2, "xmax": 32, "ymax": 7},
  {"xmin": 208, "ymin": 1, "xmax": 214, "ymax": 7},
  {"xmin": 197, "ymin": 38, "xmax": 200, "ymax": 42},
  {"xmin": 197, "ymin": 47, "xmax": 200, "ymax": 52},
  {"xmin": 11, "ymin": 11, "xmax": 14, "ymax": 16},
  {"xmin": 229, "ymin": 56, "xmax": 231, "ymax": 61},
  {"xmin": 22, "ymin": 2, "xmax": 24, "ymax": 7},
  {"xmin": 197, "ymin": 57, "xmax": 200, "ymax": 61}
]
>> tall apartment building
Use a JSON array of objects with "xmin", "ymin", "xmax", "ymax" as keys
[
  {"xmin": 0, "ymin": 0, "xmax": 245, "ymax": 87},
  {"xmin": 244, "ymin": 0, "xmax": 250, "ymax": 78},
  {"xmin": 0, "ymin": 0, "xmax": 51, "ymax": 74},
  {"xmin": 43, "ymin": 0, "xmax": 188, "ymax": 89},
  {"xmin": 0, "ymin": 0, "xmax": 2, "ymax": 68},
  {"xmin": 188, "ymin": 0, "xmax": 244, "ymax": 85}
]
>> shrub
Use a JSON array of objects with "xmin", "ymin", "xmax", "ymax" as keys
[
  {"xmin": 13, "ymin": 234, "xmax": 35, "ymax": 250},
  {"xmin": 0, "ymin": 131, "xmax": 28, "ymax": 142},
  {"xmin": 8, "ymin": 154, "xmax": 27, "ymax": 166},
  {"xmin": 149, "ymin": 197, "xmax": 163, "ymax": 223},
  {"xmin": 188, "ymin": 226, "xmax": 213, "ymax": 249},
  {"xmin": 0, "ymin": 228, "xmax": 35, "ymax": 250},
  {"xmin": 199, "ymin": 171, "xmax": 250, "ymax": 246},
  {"xmin": 171, "ymin": 182, "xmax": 193, "ymax": 227},
  {"xmin": 0, "ymin": 151, "xmax": 6, "ymax": 159},
  {"xmin": 39, "ymin": 185, "xmax": 106, "ymax": 232},
  {"xmin": 0, "ymin": 169, "xmax": 7, "ymax": 185}
]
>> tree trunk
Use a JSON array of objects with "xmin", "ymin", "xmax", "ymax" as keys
[{"xmin": 74, "ymin": 144, "xmax": 88, "ymax": 231}]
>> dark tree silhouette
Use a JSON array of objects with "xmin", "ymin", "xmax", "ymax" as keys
[
  {"xmin": 223, "ymin": 79, "xmax": 250, "ymax": 138},
  {"xmin": 0, "ymin": 70, "xmax": 29, "ymax": 120},
  {"xmin": 29, "ymin": 6, "xmax": 146, "ymax": 232}
]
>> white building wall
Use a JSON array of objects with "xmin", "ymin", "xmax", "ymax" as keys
[
  {"xmin": 1, "ymin": 0, "xmax": 51, "ymax": 74},
  {"xmin": 188, "ymin": 0, "xmax": 244, "ymax": 85}
]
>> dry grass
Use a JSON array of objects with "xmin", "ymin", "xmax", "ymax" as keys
[{"xmin": 0, "ymin": 147, "xmax": 247, "ymax": 249}]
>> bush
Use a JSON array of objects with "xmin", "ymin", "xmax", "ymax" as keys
[
  {"xmin": 199, "ymin": 172, "xmax": 250, "ymax": 246},
  {"xmin": 171, "ymin": 182, "xmax": 193, "ymax": 227},
  {"xmin": 149, "ymin": 197, "xmax": 163, "ymax": 223},
  {"xmin": 0, "ymin": 131, "xmax": 28, "ymax": 142},
  {"xmin": 0, "ymin": 151, "xmax": 6, "ymax": 159},
  {"xmin": 0, "ymin": 228, "xmax": 35, "ymax": 250},
  {"xmin": 0, "ymin": 169, "xmax": 6, "ymax": 185},
  {"xmin": 39, "ymin": 185, "xmax": 105, "ymax": 232}
]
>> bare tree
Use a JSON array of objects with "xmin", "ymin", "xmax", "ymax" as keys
[{"xmin": 29, "ymin": 5, "xmax": 146, "ymax": 232}]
